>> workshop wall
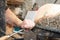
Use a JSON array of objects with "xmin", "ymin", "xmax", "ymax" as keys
[{"xmin": 36, "ymin": 0, "xmax": 58, "ymax": 7}]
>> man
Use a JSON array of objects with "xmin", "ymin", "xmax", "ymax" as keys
[{"xmin": 1, "ymin": 3, "xmax": 60, "ymax": 40}]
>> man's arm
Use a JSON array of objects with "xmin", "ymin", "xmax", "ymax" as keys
[
  {"xmin": 5, "ymin": 8, "xmax": 35, "ymax": 29},
  {"xmin": 0, "ymin": 36, "xmax": 9, "ymax": 40},
  {"xmin": 5, "ymin": 8, "xmax": 22, "ymax": 26}
]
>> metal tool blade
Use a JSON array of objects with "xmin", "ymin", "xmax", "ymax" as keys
[
  {"xmin": 8, "ymin": 29, "xmax": 24, "ymax": 38},
  {"xmin": 25, "ymin": 11, "xmax": 36, "ymax": 21}
]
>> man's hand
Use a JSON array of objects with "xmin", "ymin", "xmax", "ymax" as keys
[
  {"xmin": 20, "ymin": 19, "xmax": 35, "ymax": 29},
  {"xmin": 0, "ymin": 36, "xmax": 9, "ymax": 40}
]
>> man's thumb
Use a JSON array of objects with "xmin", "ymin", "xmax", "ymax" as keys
[{"xmin": 0, "ymin": 36, "xmax": 9, "ymax": 40}]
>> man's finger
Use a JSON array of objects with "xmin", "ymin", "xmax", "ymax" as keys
[{"xmin": 0, "ymin": 36, "xmax": 9, "ymax": 40}]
